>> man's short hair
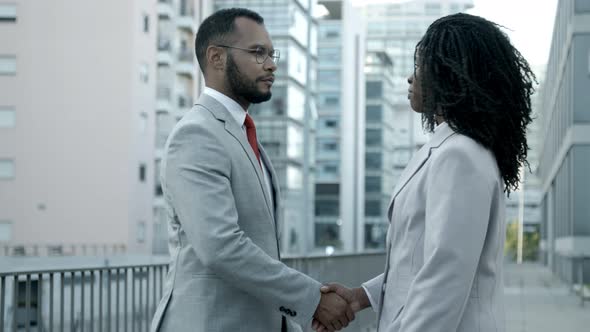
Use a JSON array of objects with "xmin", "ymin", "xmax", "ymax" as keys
[{"xmin": 195, "ymin": 8, "xmax": 264, "ymax": 74}]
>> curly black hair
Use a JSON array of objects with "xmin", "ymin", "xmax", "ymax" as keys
[{"xmin": 415, "ymin": 13, "xmax": 535, "ymax": 194}]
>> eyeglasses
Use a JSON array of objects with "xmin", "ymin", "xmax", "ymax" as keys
[{"xmin": 215, "ymin": 44, "xmax": 280, "ymax": 65}]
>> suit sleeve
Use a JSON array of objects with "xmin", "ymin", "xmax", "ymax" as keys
[
  {"xmin": 362, "ymin": 273, "xmax": 384, "ymax": 313},
  {"xmin": 165, "ymin": 122, "xmax": 321, "ymax": 326},
  {"xmin": 397, "ymin": 145, "xmax": 494, "ymax": 332}
]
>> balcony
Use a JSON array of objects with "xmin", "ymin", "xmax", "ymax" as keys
[
  {"xmin": 157, "ymin": 0, "xmax": 174, "ymax": 19},
  {"xmin": 175, "ymin": 49, "xmax": 194, "ymax": 76},
  {"xmin": 0, "ymin": 252, "xmax": 385, "ymax": 331},
  {"xmin": 177, "ymin": 6, "xmax": 195, "ymax": 31},
  {"xmin": 177, "ymin": 94, "xmax": 193, "ymax": 110},
  {"xmin": 157, "ymin": 38, "xmax": 173, "ymax": 66},
  {"xmin": 156, "ymin": 86, "xmax": 172, "ymax": 112}
]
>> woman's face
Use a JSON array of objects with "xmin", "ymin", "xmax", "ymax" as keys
[{"xmin": 407, "ymin": 55, "xmax": 423, "ymax": 113}]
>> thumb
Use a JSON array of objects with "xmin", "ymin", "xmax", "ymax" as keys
[{"xmin": 320, "ymin": 282, "xmax": 339, "ymax": 293}]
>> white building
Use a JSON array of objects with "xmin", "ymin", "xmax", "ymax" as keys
[{"xmin": 315, "ymin": 0, "xmax": 366, "ymax": 253}]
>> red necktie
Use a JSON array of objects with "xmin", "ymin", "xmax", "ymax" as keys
[{"xmin": 244, "ymin": 114, "xmax": 261, "ymax": 167}]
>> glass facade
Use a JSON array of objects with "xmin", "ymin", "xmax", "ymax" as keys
[{"xmin": 215, "ymin": 0, "xmax": 317, "ymax": 255}]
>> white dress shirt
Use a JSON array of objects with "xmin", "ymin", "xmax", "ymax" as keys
[{"xmin": 202, "ymin": 87, "xmax": 274, "ymax": 211}]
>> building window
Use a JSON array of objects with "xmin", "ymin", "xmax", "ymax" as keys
[
  {"xmin": 0, "ymin": 159, "xmax": 15, "ymax": 179},
  {"xmin": 425, "ymin": 3, "xmax": 441, "ymax": 15},
  {"xmin": 139, "ymin": 63, "xmax": 149, "ymax": 83},
  {"xmin": 365, "ymin": 176, "xmax": 382, "ymax": 194},
  {"xmin": 365, "ymin": 223, "xmax": 387, "ymax": 249},
  {"xmin": 0, "ymin": 107, "xmax": 15, "ymax": 128},
  {"xmin": 155, "ymin": 159, "xmax": 163, "ymax": 196},
  {"xmin": 0, "ymin": 55, "xmax": 16, "ymax": 75},
  {"xmin": 315, "ymin": 222, "xmax": 341, "ymax": 248},
  {"xmin": 139, "ymin": 112, "xmax": 148, "ymax": 133},
  {"xmin": 137, "ymin": 221, "xmax": 146, "ymax": 243},
  {"xmin": 366, "ymin": 129, "xmax": 382, "ymax": 147},
  {"xmin": 365, "ymin": 152, "xmax": 382, "ymax": 171},
  {"xmin": 366, "ymin": 105, "xmax": 382, "ymax": 122},
  {"xmin": 0, "ymin": 4, "xmax": 16, "ymax": 22},
  {"xmin": 366, "ymin": 81, "xmax": 383, "ymax": 99},
  {"xmin": 139, "ymin": 164, "xmax": 146, "ymax": 182},
  {"xmin": 365, "ymin": 200, "xmax": 381, "ymax": 217},
  {"xmin": 0, "ymin": 221, "xmax": 12, "ymax": 241},
  {"xmin": 143, "ymin": 13, "xmax": 149, "ymax": 33}
]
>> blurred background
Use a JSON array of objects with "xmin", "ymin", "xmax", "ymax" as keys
[{"xmin": 0, "ymin": 0, "xmax": 589, "ymax": 331}]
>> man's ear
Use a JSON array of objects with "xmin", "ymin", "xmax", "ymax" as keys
[{"xmin": 206, "ymin": 45, "xmax": 226, "ymax": 71}]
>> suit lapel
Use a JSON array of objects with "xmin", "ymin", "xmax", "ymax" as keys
[
  {"xmin": 258, "ymin": 144, "xmax": 281, "ymax": 236},
  {"xmin": 386, "ymin": 123, "xmax": 457, "ymax": 220},
  {"xmin": 195, "ymin": 95, "xmax": 275, "ymax": 224}
]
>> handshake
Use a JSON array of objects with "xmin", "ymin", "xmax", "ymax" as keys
[{"xmin": 311, "ymin": 283, "xmax": 371, "ymax": 332}]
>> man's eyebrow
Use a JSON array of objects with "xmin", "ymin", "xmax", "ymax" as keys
[{"xmin": 248, "ymin": 43, "xmax": 274, "ymax": 51}]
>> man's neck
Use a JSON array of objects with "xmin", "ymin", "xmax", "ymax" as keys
[{"xmin": 205, "ymin": 82, "xmax": 250, "ymax": 111}]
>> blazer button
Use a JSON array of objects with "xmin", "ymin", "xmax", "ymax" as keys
[
  {"xmin": 292, "ymin": 311, "xmax": 297, "ymax": 317},
  {"xmin": 279, "ymin": 306, "xmax": 285, "ymax": 312}
]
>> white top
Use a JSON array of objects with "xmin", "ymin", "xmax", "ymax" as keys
[{"xmin": 203, "ymin": 87, "xmax": 274, "ymax": 212}]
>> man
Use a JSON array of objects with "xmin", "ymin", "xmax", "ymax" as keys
[
  {"xmin": 150, "ymin": 8, "xmax": 354, "ymax": 332},
  {"xmin": 316, "ymin": 13, "xmax": 535, "ymax": 332}
]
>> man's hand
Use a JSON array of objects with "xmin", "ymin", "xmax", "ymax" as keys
[
  {"xmin": 313, "ymin": 291, "xmax": 355, "ymax": 331},
  {"xmin": 312, "ymin": 283, "xmax": 371, "ymax": 332}
]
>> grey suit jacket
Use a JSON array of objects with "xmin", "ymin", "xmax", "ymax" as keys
[
  {"xmin": 363, "ymin": 123, "xmax": 506, "ymax": 332},
  {"xmin": 150, "ymin": 94, "xmax": 321, "ymax": 332}
]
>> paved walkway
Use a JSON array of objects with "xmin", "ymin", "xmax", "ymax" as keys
[{"xmin": 504, "ymin": 262, "xmax": 590, "ymax": 332}]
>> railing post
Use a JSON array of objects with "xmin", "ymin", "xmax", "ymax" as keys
[{"xmin": 0, "ymin": 276, "xmax": 4, "ymax": 332}]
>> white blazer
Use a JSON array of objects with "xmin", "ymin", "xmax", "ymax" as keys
[{"xmin": 363, "ymin": 122, "xmax": 506, "ymax": 332}]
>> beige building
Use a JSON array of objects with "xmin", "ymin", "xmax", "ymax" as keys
[{"xmin": 0, "ymin": 0, "xmax": 211, "ymax": 256}]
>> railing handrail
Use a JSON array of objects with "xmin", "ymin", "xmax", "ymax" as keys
[
  {"xmin": 0, "ymin": 251, "xmax": 386, "ymax": 276},
  {"xmin": 0, "ymin": 255, "xmax": 170, "ymax": 276}
]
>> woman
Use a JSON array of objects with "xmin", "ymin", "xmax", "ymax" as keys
[{"xmin": 316, "ymin": 13, "xmax": 534, "ymax": 332}]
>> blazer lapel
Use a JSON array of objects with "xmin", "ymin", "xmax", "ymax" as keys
[
  {"xmin": 196, "ymin": 94, "xmax": 275, "ymax": 223},
  {"xmin": 386, "ymin": 123, "xmax": 457, "ymax": 219},
  {"xmin": 258, "ymin": 144, "xmax": 281, "ymax": 235}
]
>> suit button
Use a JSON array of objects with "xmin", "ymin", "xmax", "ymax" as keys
[
  {"xmin": 292, "ymin": 311, "xmax": 297, "ymax": 317},
  {"xmin": 279, "ymin": 306, "xmax": 285, "ymax": 312}
]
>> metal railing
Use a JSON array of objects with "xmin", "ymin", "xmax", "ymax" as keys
[
  {"xmin": 0, "ymin": 256, "xmax": 169, "ymax": 331},
  {"xmin": 1, "ymin": 244, "xmax": 126, "ymax": 257},
  {"xmin": 572, "ymin": 256, "xmax": 590, "ymax": 306},
  {"xmin": 1, "ymin": 252, "xmax": 386, "ymax": 331}
]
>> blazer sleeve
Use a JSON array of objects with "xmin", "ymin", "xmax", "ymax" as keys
[
  {"xmin": 397, "ymin": 144, "xmax": 495, "ymax": 332},
  {"xmin": 362, "ymin": 273, "xmax": 384, "ymax": 313},
  {"xmin": 165, "ymin": 122, "xmax": 321, "ymax": 327}
]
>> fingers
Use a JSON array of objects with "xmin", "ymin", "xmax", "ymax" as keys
[
  {"xmin": 331, "ymin": 320, "xmax": 342, "ymax": 330},
  {"xmin": 312, "ymin": 319, "xmax": 319, "ymax": 330},
  {"xmin": 345, "ymin": 305, "xmax": 355, "ymax": 322}
]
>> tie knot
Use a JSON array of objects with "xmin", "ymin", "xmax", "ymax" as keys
[{"xmin": 244, "ymin": 114, "xmax": 255, "ymax": 129}]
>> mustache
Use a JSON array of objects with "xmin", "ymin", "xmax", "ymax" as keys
[{"xmin": 257, "ymin": 75, "xmax": 275, "ymax": 82}]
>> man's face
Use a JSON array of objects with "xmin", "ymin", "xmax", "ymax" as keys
[
  {"xmin": 407, "ymin": 54, "xmax": 423, "ymax": 113},
  {"xmin": 225, "ymin": 17, "xmax": 277, "ymax": 104}
]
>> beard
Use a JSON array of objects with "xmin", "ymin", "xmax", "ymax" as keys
[{"xmin": 226, "ymin": 54, "xmax": 272, "ymax": 104}]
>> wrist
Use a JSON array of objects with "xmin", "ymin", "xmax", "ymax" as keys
[{"xmin": 353, "ymin": 287, "xmax": 370, "ymax": 311}]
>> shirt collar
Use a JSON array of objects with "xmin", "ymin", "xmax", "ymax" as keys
[
  {"xmin": 433, "ymin": 121, "xmax": 448, "ymax": 133},
  {"xmin": 203, "ymin": 87, "xmax": 248, "ymax": 127}
]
